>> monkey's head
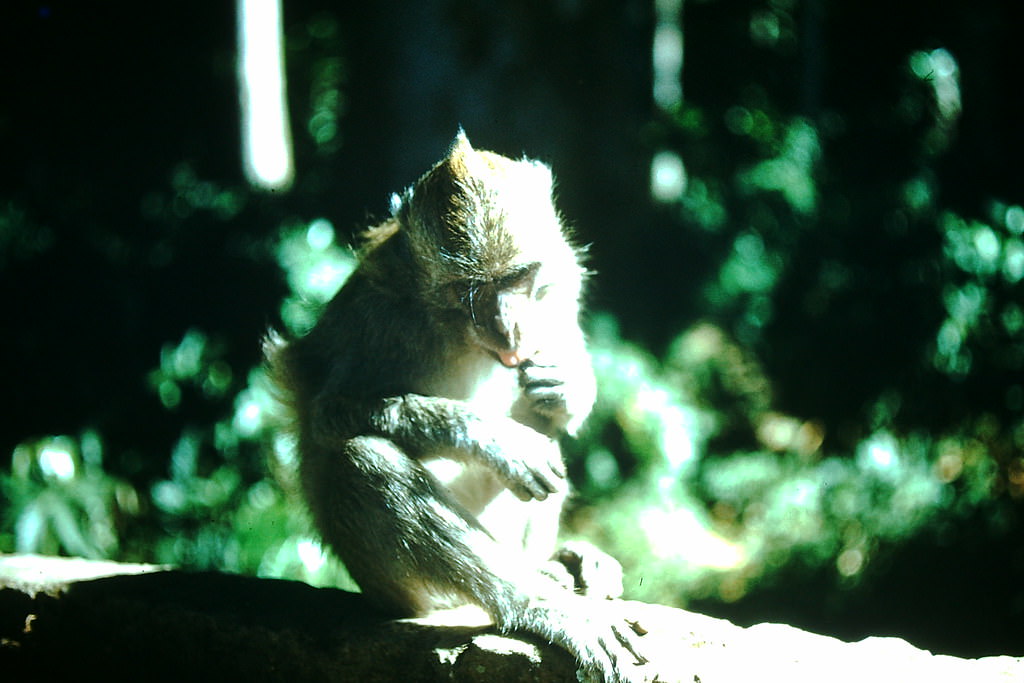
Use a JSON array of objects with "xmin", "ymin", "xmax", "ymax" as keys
[{"xmin": 394, "ymin": 131, "xmax": 586, "ymax": 368}]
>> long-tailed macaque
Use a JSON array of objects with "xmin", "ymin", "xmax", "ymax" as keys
[{"xmin": 265, "ymin": 132, "xmax": 647, "ymax": 682}]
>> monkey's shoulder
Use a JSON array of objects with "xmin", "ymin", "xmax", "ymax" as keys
[
  {"xmin": 279, "ymin": 276, "xmax": 433, "ymax": 392},
  {"xmin": 357, "ymin": 218, "xmax": 400, "ymax": 254}
]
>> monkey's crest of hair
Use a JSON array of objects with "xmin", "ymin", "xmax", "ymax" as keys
[{"xmin": 376, "ymin": 131, "xmax": 585, "ymax": 298}]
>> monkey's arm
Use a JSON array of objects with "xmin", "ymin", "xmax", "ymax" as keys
[{"xmin": 307, "ymin": 392, "xmax": 567, "ymax": 502}]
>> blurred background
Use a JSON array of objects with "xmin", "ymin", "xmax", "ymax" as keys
[{"xmin": 2, "ymin": 0, "xmax": 1023, "ymax": 659}]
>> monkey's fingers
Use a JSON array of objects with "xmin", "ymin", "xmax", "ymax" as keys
[
  {"xmin": 530, "ymin": 465, "xmax": 565, "ymax": 497},
  {"xmin": 548, "ymin": 454, "xmax": 567, "ymax": 479},
  {"xmin": 612, "ymin": 621, "xmax": 649, "ymax": 667},
  {"xmin": 533, "ymin": 459, "xmax": 568, "ymax": 494},
  {"xmin": 503, "ymin": 467, "xmax": 556, "ymax": 501},
  {"xmin": 508, "ymin": 481, "xmax": 544, "ymax": 502},
  {"xmin": 625, "ymin": 618, "xmax": 648, "ymax": 636},
  {"xmin": 525, "ymin": 473, "xmax": 553, "ymax": 500},
  {"xmin": 522, "ymin": 381, "xmax": 568, "ymax": 415}
]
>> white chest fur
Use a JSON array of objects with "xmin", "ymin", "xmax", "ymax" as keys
[
  {"xmin": 420, "ymin": 351, "xmax": 522, "ymax": 508},
  {"xmin": 426, "ymin": 349, "xmax": 520, "ymax": 415}
]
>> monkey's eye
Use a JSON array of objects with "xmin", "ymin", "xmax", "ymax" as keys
[
  {"xmin": 445, "ymin": 281, "xmax": 474, "ymax": 306},
  {"xmin": 496, "ymin": 263, "xmax": 541, "ymax": 293},
  {"xmin": 447, "ymin": 281, "xmax": 483, "ymax": 322}
]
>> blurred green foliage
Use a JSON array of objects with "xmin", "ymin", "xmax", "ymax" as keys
[
  {"xmin": 2, "ymin": 433, "xmax": 136, "ymax": 559},
  {"xmin": 936, "ymin": 207, "xmax": 1024, "ymax": 380},
  {"xmin": 565, "ymin": 317, "xmax": 1005, "ymax": 607}
]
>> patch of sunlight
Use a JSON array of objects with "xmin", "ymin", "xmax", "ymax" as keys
[
  {"xmin": 934, "ymin": 328, "xmax": 972, "ymax": 376},
  {"xmin": 170, "ymin": 431, "xmax": 201, "ymax": 483},
  {"xmin": 650, "ymin": 150, "xmax": 687, "ymax": 203},
  {"xmin": 652, "ymin": 0, "xmax": 684, "ymax": 111},
  {"xmin": 166, "ymin": 329, "xmax": 206, "ymax": 380},
  {"xmin": 150, "ymin": 329, "xmax": 236, "ymax": 408},
  {"xmin": 630, "ymin": 385, "xmax": 698, "ymax": 474},
  {"xmin": 1005, "ymin": 205, "xmax": 1024, "ymax": 235},
  {"xmin": 231, "ymin": 368, "xmax": 279, "ymax": 438},
  {"xmin": 246, "ymin": 480, "xmax": 278, "ymax": 510},
  {"xmin": 277, "ymin": 218, "xmax": 355, "ymax": 300},
  {"xmin": 749, "ymin": 10, "xmax": 780, "ymax": 47},
  {"xmin": 902, "ymin": 176, "xmax": 933, "ymax": 214},
  {"xmin": 681, "ymin": 177, "xmax": 728, "ymax": 231},
  {"xmin": 584, "ymin": 448, "xmax": 621, "ymax": 489},
  {"xmin": 713, "ymin": 231, "xmax": 782, "ymax": 307},
  {"xmin": 151, "ymin": 480, "xmax": 187, "ymax": 513},
  {"xmin": 910, "ymin": 48, "xmax": 961, "ymax": 122},
  {"xmin": 297, "ymin": 538, "xmax": 328, "ymax": 573},
  {"xmin": 1003, "ymin": 238, "xmax": 1024, "ymax": 284},
  {"xmin": 836, "ymin": 547, "xmax": 866, "ymax": 577},
  {"xmin": 909, "ymin": 47, "xmax": 961, "ymax": 156},
  {"xmin": 305, "ymin": 59, "xmax": 346, "ymax": 148},
  {"xmin": 639, "ymin": 504, "xmax": 744, "ymax": 569},
  {"xmin": 738, "ymin": 119, "xmax": 820, "ymax": 215},
  {"xmin": 272, "ymin": 432, "xmax": 298, "ymax": 469},
  {"xmin": 235, "ymin": 397, "xmax": 263, "ymax": 437},
  {"xmin": 38, "ymin": 438, "xmax": 76, "ymax": 481},
  {"xmin": 276, "ymin": 218, "xmax": 357, "ymax": 333},
  {"xmin": 972, "ymin": 224, "xmax": 1001, "ymax": 276},
  {"xmin": 752, "ymin": 478, "xmax": 825, "ymax": 550},
  {"xmin": 80, "ymin": 429, "xmax": 103, "ymax": 469},
  {"xmin": 856, "ymin": 432, "xmax": 902, "ymax": 482},
  {"xmin": 237, "ymin": 0, "xmax": 293, "ymax": 190},
  {"xmin": 1002, "ymin": 303, "xmax": 1024, "ymax": 336},
  {"xmin": 944, "ymin": 283, "xmax": 986, "ymax": 326},
  {"xmin": 306, "ymin": 217, "xmax": 335, "ymax": 250},
  {"xmin": 307, "ymin": 36, "xmax": 345, "ymax": 151}
]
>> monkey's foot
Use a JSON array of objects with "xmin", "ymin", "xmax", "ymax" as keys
[
  {"xmin": 526, "ymin": 595, "xmax": 652, "ymax": 683},
  {"xmin": 539, "ymin": 559, "xmax": 577, "ymax": 593}
]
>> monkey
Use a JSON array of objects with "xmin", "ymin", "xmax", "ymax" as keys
[{"xmin": 265, "ymin": 132, "xmax": 648, "ymax": 682}]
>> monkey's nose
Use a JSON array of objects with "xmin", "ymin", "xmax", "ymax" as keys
[{"xmin": 497, "ymin": 349, "xmax": 525, "ymax": 368}]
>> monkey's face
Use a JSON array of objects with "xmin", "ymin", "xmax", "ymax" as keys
[
  {"xmin": 400, "ymin": 131, "xmax": 586, "ymax": 368},
  {"xmin": 448, "ymin": 262, "xmax": 546, "ymax": 368}
]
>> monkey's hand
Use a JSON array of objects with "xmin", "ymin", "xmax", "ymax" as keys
[
  {"xmin": 517, "ymin": 357, "xmax": 595, "ymax": 435},
  {"xmin": 469, "ymin": 417, "xmax": 567, "ymax": 502},
  {"xmin": 519, "ymin": 360, "xmax": 569, "ymax": 414},
  {"xmin": 553, "ymin": 540, "xmax": 624, "ymax": 600}
]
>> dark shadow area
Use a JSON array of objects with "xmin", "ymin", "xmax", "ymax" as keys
[
  {"xmin": 691, "ymin": 509, "xmax": 1024, "ymax": 658},
  {"xmin": 0, "ymin": 570, "xmax": 517, "ymax": 682}
]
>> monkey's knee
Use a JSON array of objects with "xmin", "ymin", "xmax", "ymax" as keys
[{"xmin": 303, "ymin": 437, "xmax": 472, "ymax": 612}]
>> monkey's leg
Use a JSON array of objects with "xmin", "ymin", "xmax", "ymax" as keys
[
  {"xmin": 302, "ymin": 436, "xmax": 649, "ymax": 682},
  {"xmin": 303, "ymin": 435, "xmax": 551, "ymax": 613}
]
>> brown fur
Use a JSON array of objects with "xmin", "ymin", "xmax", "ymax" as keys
[{"xmin": 265, "ymin": 132, "xmax": 647, "ymax": 682}]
